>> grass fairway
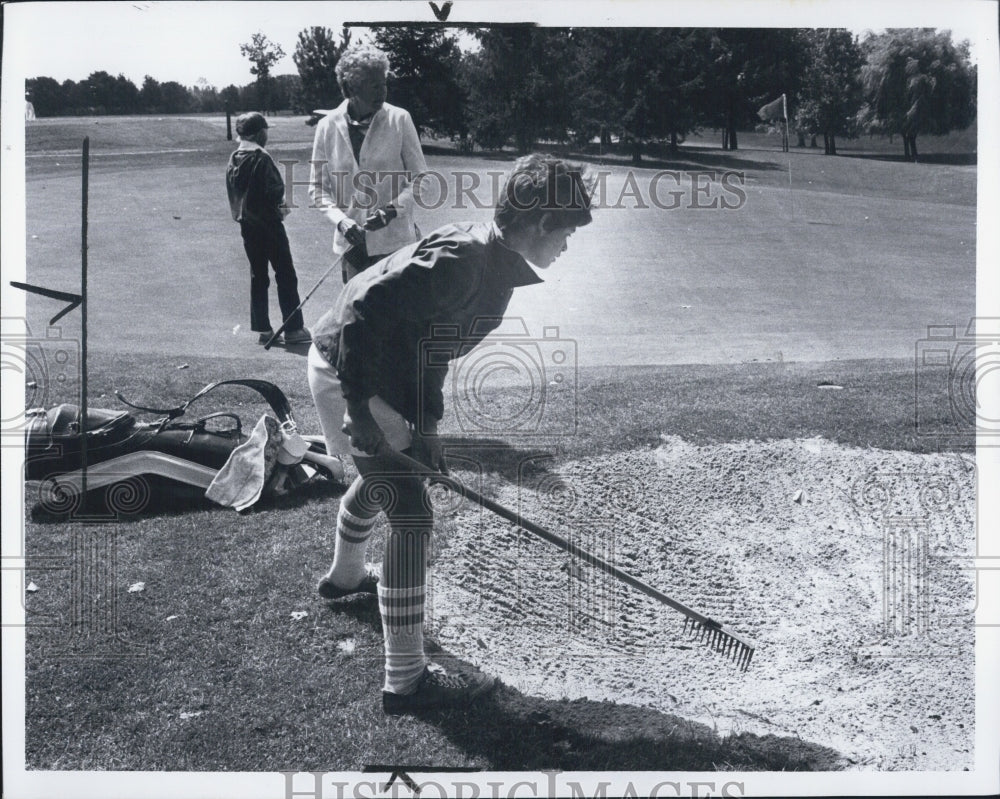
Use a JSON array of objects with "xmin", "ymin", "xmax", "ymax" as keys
[
  {"xmin": 21, "ymin": 350, "xmax": 970, "ymax": 772},
  {"xmin": 15, "ymin": 115, "xmax": 977, "ymax": 774}
]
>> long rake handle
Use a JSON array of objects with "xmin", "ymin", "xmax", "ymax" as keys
[
  {"xmin": 378, "ymin": 445, "xmax": 754, "ymax": 669},
  {"xmin": 380, "ymin": 446, "xmax": 714, "ymax": 624}
]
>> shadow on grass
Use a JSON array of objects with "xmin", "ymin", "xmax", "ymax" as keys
[
  {"xmin": 421, "ymin": 144, "xmax": 518, "ymax": 162},
  {"xmin": 325, "ymin": 605, "xmax": 844, "ymax": 771},
  {"xmin": 267, "ymin": 340, "xmax": 312, "ymax": 357},
  {"xmin": 421, "ymin": 142, "xmax": 786, "ymax": 174},
  {"xmin": 415, "ymin": 684, "xmax": 845, "ymax": 771},
  {"xmin": 441, "ymin": 437, "xmax": 558, "ymax": 485},
  {"xmin": 837, "ymin": 151, "xmax": 977, "ymax": 166},
  {"xmin": 571, "ymin": 145, "xmax": 788, "ymax": 174}
]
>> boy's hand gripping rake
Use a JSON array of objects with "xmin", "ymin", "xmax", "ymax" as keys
[{"xmin": 378, "ymin": 445, "xmax": 755, "ymax": 671}]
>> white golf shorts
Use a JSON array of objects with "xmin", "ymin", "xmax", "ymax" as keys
[{"xmin": 307, "ymin": 343, "xmax": 413, "ymax": 458}]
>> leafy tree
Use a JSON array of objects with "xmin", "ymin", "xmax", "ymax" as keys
[
  {"xmin": 84, "ymin": 71, "xmax": 117, "ymax": 113},
  {"xmin": 563, "ymin": 29, "xmax": 618, "ymax": 148},
  {"xmin": 293, "ymin": 26, "xmax": 351, "ymax": 112},
  {"xmin": 463, "ymin": 27, "xmax": 575, "ymax": 152},
  {"xmin": 240, "ymin": 32, "xmax": 286, "ymax": 114},
  {"xmin": 574, "ymin": 29, "xmax": 706, "ymax": 162},
  {"xmin": 112, "ymin": 74, "xmax": 141, "ymax": 114},
  {"xmin": 61, "ymin": 79, "xmax": 86, "ymax": 114},
  {"xmin": 794, "ymin": 29, "xmax": 864, "ymax": 155},
  {"xmin": 159, "ymin": 81, "xmax": 193, "ymax": 114},
  {"xmin": 140, "ymin": 75, "xmax": 162, "ymax": 113},
  {"xmin": 859, "ymin": 28, "xmax": 976, "ymax": 161},
  {"xmin": 78, "ymin": 71, "xmax": 140, "ymax": 114},
  {"xmin": 191, "ymin": 81, "xmax": 225, "ymax": 113},
  {"xmin": 697, "ymin": 29, "xmax": 810, "ymax": 150},
  {"xmin": 237, "ymin": 83, "xmax": 259, "ymax": 111},
  {"xmin": 271, "ymin": 74, "xmax": 303, "ymax": 112},
  {"xmin": 371, "ymin": 26, "xmax": 466, "ymax": 138},
  {"xmin": 220, "ymin": 84, "xmax": 241, "ymax": 111},
  {"xmin": 26, "ymin": 76, "xmax": 64, "ymax": 117}
]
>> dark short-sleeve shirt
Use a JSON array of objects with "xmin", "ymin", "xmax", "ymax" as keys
[{"xmin": 312, "ymin": 222, "xmax": 542, "ymax": 425}]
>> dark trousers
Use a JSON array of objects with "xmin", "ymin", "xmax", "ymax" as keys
[{"xmin": 240, "ymin": 220, "xmax": 304, "ymax": 332}]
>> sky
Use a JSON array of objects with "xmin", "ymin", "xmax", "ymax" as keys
[{"xmin": 4, "ymin": 0, "xmax": 993, "ymax": 91}]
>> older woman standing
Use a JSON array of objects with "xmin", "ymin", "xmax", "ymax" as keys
[
  {"xmin": 309, "ymin": 44, "xmax": 428, "ymax": 283},
  {"xmin": 307, "ymin": 44, "xmax": 428, "ymax": 470}
]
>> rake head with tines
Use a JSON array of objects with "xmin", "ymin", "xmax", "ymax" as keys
[
  {"xmin": 376, "ymin": 444, "xmax": 758, "ymax": 673},
  {"xmin": 683, "ymin": 617, "xmax": 755, "ymax": 671}
]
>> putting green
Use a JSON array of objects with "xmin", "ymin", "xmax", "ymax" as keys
[{"xmin": 21, "ymin": 117, "xmax": 975, "ymax": 369}]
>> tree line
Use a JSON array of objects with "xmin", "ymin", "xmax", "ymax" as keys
[
  {"xmin": 25, "ymin": 72, "xmax": 302, "ymax": 118},
  {"xmin": 27, "ymin": 27, "xmax": 975, "ymax": 162}
]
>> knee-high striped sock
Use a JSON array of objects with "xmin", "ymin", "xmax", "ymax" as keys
[
  {"xmin": 323, "ymin": 501, "xmax": 378, "ymax": 589},
  {"xmin": 378, "ymin": 581, "xmax": 427, "ymax": 694}
]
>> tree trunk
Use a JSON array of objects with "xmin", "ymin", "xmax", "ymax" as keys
[
  {"xmin": 721, "ymin": 105, "xmax": 738, "ymax": 151},
  {"xmin": 824, "ymin": 133, "xmax": 836, "ymax": 155},
  {"xmin": 600, "ymin": 128, "xmax": 611, "ymax": 148},
  {"xmin": 669, "ymin": 131, "xmax": 678, "ymax": 152},
  {"xmin": 903, "ymin": 134, "xmax": 918, "ymax": 161},
  {"xmin": 515, "ymin": 128, "xmax": 532, "ymax": 155},
  {"xmin": 796, "ymin": 130, "xmax": 806, "ymax": 147},
  {"xmin": 630, "ymin": 138, "xmax": 642, "ymax": 164}
]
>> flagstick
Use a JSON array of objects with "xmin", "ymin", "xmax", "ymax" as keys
[
  {"xmin": 80, "ymin": 137, "xmax": 89, "ymax": 503},
  {"xmin": 782, "ymin": 93, "xmax": 792, "ymax": 186},
  {"xmin": 782, "ymin": 93, "xmax": 789, "ymax": 153}
]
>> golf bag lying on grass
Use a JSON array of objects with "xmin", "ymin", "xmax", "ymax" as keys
[{"xmin": 24, "ymin": 379, "xmax": 344, "ymax": 514}]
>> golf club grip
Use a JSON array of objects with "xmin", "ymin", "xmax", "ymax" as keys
[{"xmin": 378, "ymin": 445, "xmax": 715, "ymax": 626}]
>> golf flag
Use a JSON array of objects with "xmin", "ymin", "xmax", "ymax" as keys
[{"xmin": 758, "ymin": 94, "xmax": 787, "ymax": 122}]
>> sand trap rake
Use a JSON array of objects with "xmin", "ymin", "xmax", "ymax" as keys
[{"xmin": 379, "ymin": 446, "xmax": 755, "ymax": 671}]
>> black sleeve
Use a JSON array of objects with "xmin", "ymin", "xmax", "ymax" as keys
[
  {"xmin": 336, "ymin": 235, "xmax": 485, "ymax": 414},
  {"xmin": 261, "ymin": 155, "xmax": 286, "ymax": 208}
]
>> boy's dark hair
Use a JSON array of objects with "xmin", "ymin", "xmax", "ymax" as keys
[{"xmin": 495, "ymin": 153, "xmax": 594, "ymax": 234}]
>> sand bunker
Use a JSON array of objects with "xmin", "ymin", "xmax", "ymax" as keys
[{"xmin": 422, "ymin": 436, "xmax": 976, "ymax": 770}]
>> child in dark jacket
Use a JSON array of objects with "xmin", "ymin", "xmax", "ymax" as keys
[{"xmin": 226, "ymin": 112, "xmax": 310, "ymax": 345}]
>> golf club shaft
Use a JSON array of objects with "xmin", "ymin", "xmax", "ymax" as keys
[
  {"xmin": 264, "ymin": 261, "xmax": 340, "ymax": 349},
  {"xmin": 378, "ymin": 445, "xmax": 716, "ymax": 626}
]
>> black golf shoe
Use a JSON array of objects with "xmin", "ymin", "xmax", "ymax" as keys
[
  {"xmin": 283, "ymin": 327, "xmax": 312, "ymax": 345},
  {"xmin": 382, "ymin": 661, "xmax": 496, "ymax": 715},
  {"xmin": 317, "ymin": 566, "xmax": 379, "ymax": 600}
]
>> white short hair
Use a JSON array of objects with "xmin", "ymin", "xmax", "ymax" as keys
[{"xmin": 335, "ymin": 44, "xmax": 390, "ymax": 91}]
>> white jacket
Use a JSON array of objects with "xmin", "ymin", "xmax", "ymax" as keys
[{"xmin": 309, "ymin": 101, "xmax": 428, "ymax": 258}]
